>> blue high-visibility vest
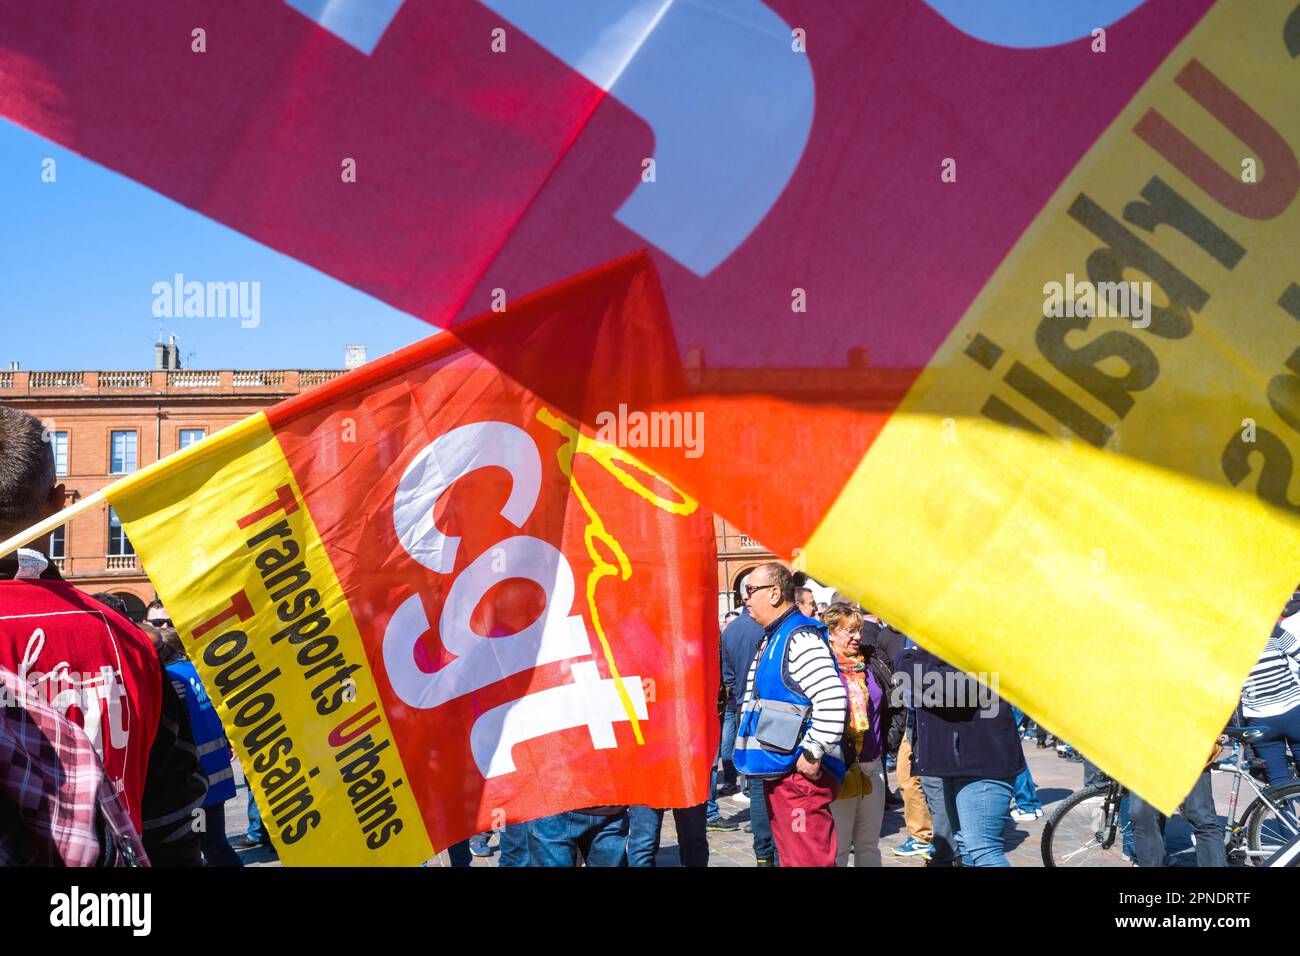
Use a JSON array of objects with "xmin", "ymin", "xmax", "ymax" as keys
[
  {"xmin": 733, "ymin": 610, "xmax": 846, "ymax": 782},
  {"xmin": 166, "ymin": 658, "xmax": 236, "ymax": 805}
]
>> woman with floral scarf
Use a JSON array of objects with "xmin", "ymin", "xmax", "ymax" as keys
[{"xmin": 824, "ymin": 603, "xmax": 887, "ymax": 866}]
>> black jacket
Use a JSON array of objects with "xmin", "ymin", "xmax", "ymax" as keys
[
  {"xmin": 864, "ymin": 621, "xmax": 905, "ymax": 672},
  {"xmin": 862, "ymin": 645, "xmax": 906, "ymax": 757},
  {"xmin": 895, "ymin": 645, "xmax": 1024, "ymax": 779},
  {"xmin": 140, "ymin": 666, "xmax": 207, "ymax": 866},
  {"xmin": 720, "ymin": 609, "xmax": 765, "ymax": 714}
]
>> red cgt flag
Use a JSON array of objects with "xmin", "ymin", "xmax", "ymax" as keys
[{"xmin": 105, "ymin": 254, "xmax": 718, "ymax": 864}]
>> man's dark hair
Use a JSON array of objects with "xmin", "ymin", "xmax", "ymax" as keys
[
  {"xmin": 91, "ymin": 592, "xmax": 131, "ymax": 619},
  {"xmin": 0, "ymin": 407, "xmax": 55, "ymax": 535},
  {"xmin": 795, "ymin": 586, "xmax": 814, "ymax": 603},
  {"xmin": 146, "ymin": 598, "xmax": 166, "ymax": 615},
  {"xmin": 755, "ymin": 562, "xmax": 796, "ymax": 603}
]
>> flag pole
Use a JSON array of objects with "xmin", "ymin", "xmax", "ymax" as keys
[
  {"xmin": 0, "ymin": 411, "xmax": 264, "ymax": 562},
  {"xmin": 0, "ymin": 489, "xmax": 106, "ymax": 558}
]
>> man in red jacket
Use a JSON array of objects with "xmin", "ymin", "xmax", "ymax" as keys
[{"xmin": 0, "ymin": 407, "xmax": 205, "ymax": 863}]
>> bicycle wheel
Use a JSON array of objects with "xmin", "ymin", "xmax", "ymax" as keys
[
  {"xmin": 1246, "ymin": 781, "xmax": 1300, "ymax": 865},
  {"xmin": 1041, "ymin": 784, "xmax": 1132, "ymax": 867}
]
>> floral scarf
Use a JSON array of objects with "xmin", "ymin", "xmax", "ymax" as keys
[{"xmin": 834, "ymin": 649, "xmax": 871, "ymax": 734}]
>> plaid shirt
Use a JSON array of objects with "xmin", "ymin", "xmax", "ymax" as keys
[{"xmin": 0, "ymin": 665, "xmax": 148, "ymax": 866}]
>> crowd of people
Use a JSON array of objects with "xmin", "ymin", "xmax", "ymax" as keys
[
  {"xmin": 2, "ymin": 404, "xmax": 1300, "ymax": 867},
  {"xmin": 448, "ymin": 561, "xmax": 1300, "ymax": 868}
]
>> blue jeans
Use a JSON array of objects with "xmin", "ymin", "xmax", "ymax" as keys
[
  {"xmin": 528, "ymin": 810, "xmax": 629, "ymax": 867},
  {"xmin": 1120, "ymin": 794, "xmax": 1135, "ymax": 859},
  {"xmin": 498, "ymin": 821, "xmax": 531, "ymax": 867},
  {"xmin": 943, "ymin": 776, "xmax": 1016, "ymax": 867},
  {"xmin": 920, "ymin": 775, "xmax": 960, "ymax": 864},
  {"xmin": 1012, "ymin": 765, "xmax": 1042, "ymax": 814},
  {"xmin": 245, "ymin": 789, "xmax": 266, "ymax": 843},
  {"xmin": 628, "ymin": 804, "xmax": 709, "ymax": 867},
  {"xmin": 1130, "ymin": 770, "xmax": 1226, "ymax": 867},
  {"xmin": 1082, "ymin": 758, "xmax": 1107, "ymax": 789},
  {"xmin": 1245, "ymin": 705, "xmax": 1300, "ymax": 785},
  {"xmin": 1009, "ymin": 708, "xmax": 1042, "ymax": 814},
  {"xmin": 747, "ymin": 774, "xmax": 777, "ymax": 864},
  {"xmin": 706, "ymin": 708, "xmax": 739, "ymax": 819}
]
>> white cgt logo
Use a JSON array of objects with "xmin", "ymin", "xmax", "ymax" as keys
[{"xmin": 382, "ymin": 421, "xmax": 647, "ymax": 778}]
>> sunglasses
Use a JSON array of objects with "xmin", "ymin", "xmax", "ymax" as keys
[
  {"xmin": 744, "ymin": 583, "xmax": 776, "ymax": 598},
  {"xmin": 147, "ymin": 617, "xmax": 173, "ymax": 628}
]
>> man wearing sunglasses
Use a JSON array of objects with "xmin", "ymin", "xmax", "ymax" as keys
[
  {"xmin": 144, "ymin": 601, "xmax": 173, "ymax": 631},
  {"xmin": 733, "ymin": 563, "xmax": 847, "ymax": 867}
]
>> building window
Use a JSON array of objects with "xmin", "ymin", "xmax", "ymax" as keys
[
  {"xmin": 179, "ymin": 428, "xmax": 205, "ymax": 450},
  {"xmin": 108, "ymin": 506, "xmax": 135, "ymax": 556},
  {"xmin": 50, "ymin": 526, "xmax": 66, "ymax": 559},
  {"xmin": 51, "ymin": 431, "xmax": 69, "ymax": 477},
  {"xmin": 110, "ymin": 430, "xmax": 137, "ymax": 474}
]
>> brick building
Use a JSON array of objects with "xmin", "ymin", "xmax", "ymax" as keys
[
  {"xmin": 2, "ymin": 342, "xmax": 914, "ymax": 623},
  {"xmin": 0, "ymin": 341, "xmax": 348, "ymax": 620}
]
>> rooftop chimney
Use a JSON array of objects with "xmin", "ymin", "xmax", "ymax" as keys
[{"xmin": 162, "ymin": 334, "xmax": 182, "ymax": 371}]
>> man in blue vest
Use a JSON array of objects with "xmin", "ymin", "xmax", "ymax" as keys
[{"xmin": 733, "ymin": 563, "xmax": 847, "ymax": 867}]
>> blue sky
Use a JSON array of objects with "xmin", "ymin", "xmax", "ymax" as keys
[{"xmin": 0, "ymin": 119, "xmax": 430, "ymax": 372}]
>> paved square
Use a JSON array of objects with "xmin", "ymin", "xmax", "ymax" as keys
[{"xmin": 224, "ymin": 738, "xmax": 1244, "ymax": 867}]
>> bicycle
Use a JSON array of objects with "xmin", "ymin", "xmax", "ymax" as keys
[{"xmin": 1040, "ymin": 726, "xmax": 1300, "ymax": 867}]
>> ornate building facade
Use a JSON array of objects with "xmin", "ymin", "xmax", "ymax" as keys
[{"xmin": 0, "ymin": 349, "xmax": 346, "ymax": 619}]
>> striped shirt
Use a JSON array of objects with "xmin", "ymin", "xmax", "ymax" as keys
[
  {"xmin": 744, "ymin": 621, "xmax": 847, "ymax": 760},
  {"xmin": 1242, "ymin": 616, "xmax": 1300, "ymax": 718}
]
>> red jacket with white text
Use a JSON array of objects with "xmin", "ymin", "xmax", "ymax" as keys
[{"xmin": 0, "ymin": 566, "xmax": 161, "ymax": 831}]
